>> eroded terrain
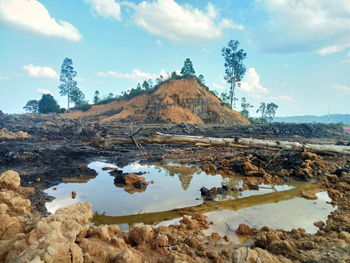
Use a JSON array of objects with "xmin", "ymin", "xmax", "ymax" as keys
[{"xmin": 0, "ymin": 113, "xmax": 350, "ymax": 262}]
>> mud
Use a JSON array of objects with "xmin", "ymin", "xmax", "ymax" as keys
[{"xmin": 1, "ymin": 114, "xmax": 350, "ymax": 262}]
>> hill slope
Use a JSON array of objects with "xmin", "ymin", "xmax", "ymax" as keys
[{"xmin": 66, "ymin": 77, "xmax": 249, "ymax": 125}]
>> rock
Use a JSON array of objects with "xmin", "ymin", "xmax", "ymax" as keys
[
  {"xmin": 153, "ymin": 234, "xmax": 168, "ymax": 247},
  {"xmin": 0, "ymin": 170, "xmax": 20, "ymax": 190},
  {"xmin": 339, "ymin": 231, "xmax": 350, "ymax": 243},
  {"xmin": 236, "ymin": 224, "xmax": 258, "ymax": 236},
  {"xmin": 232, "ymin": 247, "xmax": 293, "ymax": 263},
  {"xmin": 128, "ymin": 224, "xmax": 153, "ymax": 246},
  {"xmin": 72, "ymin": 191, "xmax": 77, "ymax": 199},
  {"xmin": 114, "ymin": 250, "xmax": 142, "ymax": 263},
  {"xmin": 301, "ymin": 190, "xmax": 318, "ymax": 200},
  {"xmin": 114, "ymin": 173, "xmax": 148, "ymax": 193},
  {"xmin": 313, "ymin": 221, "xmax": 325, "ymax": 228},
  {"xmin": 243, "ymin": 161, "xmax": 259, "ymax": 172}
]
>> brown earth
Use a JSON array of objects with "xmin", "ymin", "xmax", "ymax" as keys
[
  {"xmin": 64, "ymin": 78, "xmax": 249, "ymax": 125},
  {"xmin": 0, "ymin": 128, "xmax": 31, "ymax": 139}
]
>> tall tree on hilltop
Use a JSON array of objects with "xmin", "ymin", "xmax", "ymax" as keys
[
  {"xmin": 181, "ymin": 58, "xmax": 196, "ymax": 76},
  {"xmin": 222, "ymin": 40, "xmax": 247, "ymax": 108},
  {"xmin": 59, "ymin": 58, "xmax": 82, "ymax": 109}
]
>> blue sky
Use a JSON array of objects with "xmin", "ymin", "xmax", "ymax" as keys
[{"xmin": 0, "ymin": 0, "xmax": 349, "ymax": 116}]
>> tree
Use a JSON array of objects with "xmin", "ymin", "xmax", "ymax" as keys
[
  {"xmin": 221, "ymin": 40, "xmax": 247, "ymax": 108},
  {"xmin": 198, "ymin": 74, "xmax": 205, "ymax": 85},
  {"xmin": 220, "ymin": 92, "xmax": 230, "ymax": 104},
  {"xmin": 70, "ymin": 87, "xmax": 86, "ymax": 106},
  {"xmin": 181, "ymin": 58, "xmax": 196, "ymax": 76},
  {"xmin": 59, "ymin": 58, "xmax": 83, "ymax": 109},
  {"xmin": 257, "ymin": 102, "xmax": 267, "ymax": 122},
  {"xmin": 147, "ymin": 79, "xmax": 154, "ymax": 89},
  {"xmin": 38, "ymin": 94, "xmax": 60, "ymax": 114},
  {"xmin": 107, "ymin": 93, "xmax": 114, "ymax": 100},
  {"xmin": 23, "ymin": 100, "xmax": 39, "ymax": 113},
  {"xmin": 266, "ymin": 103, "xmax": 279, "ymax": 122},
  {"xmin": 142, "ymin": 80, "xmax": 150, "ymax": 90},
  {"xmin": 240, "ymin": 97, "xmax": 253, "ymax": 118},
  {"xmin": 93, "ymin": 90, "xmax": 100, "ymax": 104}
]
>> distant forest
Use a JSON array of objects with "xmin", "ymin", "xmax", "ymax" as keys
[{"xmin": 274, "ymin": 114, "xmax": 350, "ymax": 124}]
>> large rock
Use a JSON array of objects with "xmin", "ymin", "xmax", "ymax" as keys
[
  {"xmin": 0, "ymin": 170, "xmax": 20, "ymax": 190},
  {"xmin": 232, "ymin": 247, "xmax": 292, "ymax": 263}
]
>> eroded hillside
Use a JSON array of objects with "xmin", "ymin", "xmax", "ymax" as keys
[{"xmin": 65, "ymin": 78, "xmax": 249, "ymax": 125}]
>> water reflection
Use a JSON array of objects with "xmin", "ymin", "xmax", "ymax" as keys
[{"xmin": 45, "ymin": 160, "xmax": 336, "ymax": 242}]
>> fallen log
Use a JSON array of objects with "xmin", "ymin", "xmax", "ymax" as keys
[
  {"xmin": 102, "ymin": 132, "xmax": 350, "ymax": 155},
  {"xmin": 92, "ymin": 182, "xmax": 321, "ymax": 226}
]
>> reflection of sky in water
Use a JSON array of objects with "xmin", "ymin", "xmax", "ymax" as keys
[
  {"xmin": 157, "ymin": 192, "xmax": 336, "ymax": 243},
  {"xmin": 204, "ymin": 191, "xmax": 335, "ymax": 242},
  {"xmin": 45, "ymin": 161, "xmax": 224, "ymax": 215},
  {"xmin": 45, "ymin": 161, "xmax": 335, "ymax": 240}
]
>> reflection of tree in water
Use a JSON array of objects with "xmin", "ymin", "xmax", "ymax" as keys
[
  {"xmin": 160, "ymin": 165, "xmax": 197, "ymax": 190},
  {"xmin": 178, "ymin": 173, "xmax": 193, "ymax": 190}
]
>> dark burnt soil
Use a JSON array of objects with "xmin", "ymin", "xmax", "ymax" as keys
[
  {"xmin": 1, "ymin": 113, "xmax": 350, "ymax": 262},
  {"xmin": 0, "ymin": 113, "xmax": 349, "ymax": 211}
]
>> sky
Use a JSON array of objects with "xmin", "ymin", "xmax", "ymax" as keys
[{"xmin": 0, "ymin": 0, "xmax": 349, "ymax": 117}]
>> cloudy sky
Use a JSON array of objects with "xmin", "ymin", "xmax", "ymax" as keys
[{"xmin": 0, "ymin": 0, "xmax": 349, "ymax": 116}]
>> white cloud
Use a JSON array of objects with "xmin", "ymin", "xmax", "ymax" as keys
[
  {"xmin": 85, "ymin": 0, "xmax": 121, "ymax": 20},
  {"xmin": 0, "ymin": 0, "xmax": 82, "ymax": 41},
  {"xmin": 0, "ymin": 75, "xmax": 10, "ymax": 81},
  {"xmin": 254, "ymin": 0, "xmax": 350, "ymax": 54},
  {"xmin": 23, "ymin": 64, "xmax": 58, "ymax": 80},
  {"xmin": 131, "ymin": 0, "xmax": 244, "ymax": 43},
  {"xmin": 219, "ymin": 18, "xmax": 244, "ymax": 30},
  {"xmin": 239, "ymin": 68, "xmax": 269, "ymax": 94},
  {"xmin": 211, "ymin": 82, "xmax": 226, "ymax": 92},
  {"xmin": 331, "ymin": 84, "xmax": 350, "ymax": 94},
  {"xmin": 37, "ymin": 88, "xmax": 51, "ymax": 94},
  {"xmin": 98, "ymin": 68, "xmax": 180, "ymax": 81},
  {"xmin": 98, "ymin": 69, "xmax": 158, "ymax": 81}
]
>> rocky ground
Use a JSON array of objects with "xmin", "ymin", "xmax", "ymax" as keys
[{"xmin": 0, "ymin": 112, "xmax": 350, "ymax": 262}]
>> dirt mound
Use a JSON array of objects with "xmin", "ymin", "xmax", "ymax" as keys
[{"xmin": 66, "ymin": 77, "xmax": 249, "ymax": 125}]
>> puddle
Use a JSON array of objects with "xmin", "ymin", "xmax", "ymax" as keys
[{"xmin": 45, "ymin": 161, "xmax": 336, "ymax": 239}]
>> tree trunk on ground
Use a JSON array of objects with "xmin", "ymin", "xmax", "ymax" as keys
[{"xmin": 102, "ymin": 132, "xmax": 350, "ymax": 155}]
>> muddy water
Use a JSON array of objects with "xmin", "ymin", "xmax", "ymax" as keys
[{"xmin": 45, "ymin": 161, "xmax": 335, "ymax": 241}]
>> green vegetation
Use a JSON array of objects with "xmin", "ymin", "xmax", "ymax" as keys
[
  {"xmin": 59, "ymin": 58, "xmax": 86, "ymax": 109},
  {"xmin": 93, "ymin": 90, "xmax": 100, "ymax": 104},
  {"xmin": 256, "ymin": 102, "xmax": 279, "ymax": 122},
  {"xmin": 24, "ymin": 94, "xmax": 63, "ymax": 114},
  {"xmin": 38, "ymin": 94, "xmax": 61, "ymax": 114},
  {"xmin": 180, "ymin": 58, "xmax": 196, "ymax": 76},
  {"xmin": 23, "ymin": 100, "xmax": 39, "ymax": 114},
  {"xmin": 221, "ymin": 40, "xmax": 247, "ymax": 108},
  {"xmin": 240, "ymin": 97, "xmax": 253, "ymax": 118}
]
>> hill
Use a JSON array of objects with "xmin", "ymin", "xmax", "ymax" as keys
[
  {"xmin": 274, "ymin": 114, "xmax": 350, "ymax": 124},
  {"xmin": 65, "ymin": 77, "xmax": 249, "ymax": 125}
]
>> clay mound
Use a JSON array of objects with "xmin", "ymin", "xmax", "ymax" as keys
[{"xmin": 66, "ymin": 77, "xmax": 249, "ymax": 125}]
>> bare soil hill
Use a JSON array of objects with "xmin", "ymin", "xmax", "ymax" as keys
[{"xmin": 65, "ymin": 77, "xmax": 249, "ymax": 125}]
